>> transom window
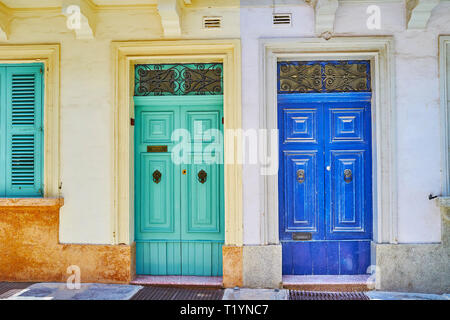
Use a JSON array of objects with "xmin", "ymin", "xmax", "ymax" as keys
[
  {"xmin": 134, "ymin": 63, "xmax": 223, "ymax": 96},
  {"xmin": 277, "ymin": 60, "xmax": 371, "ymax": 94}
]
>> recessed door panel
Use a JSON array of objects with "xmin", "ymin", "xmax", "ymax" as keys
[
  {"xmin": 184, "ymin": 158, "xmax": 221, "ymax": 235},
  {"xmin": 330, "ymin": 108, "xmax": 365, "ymax": 142},
  {"xmin": 282, "ymin": 151, "xmax": 321, "ymax": 235},
  {"xmin": 140, "ymin": 154, "xmax": 176, "ymax": 234},
  {"xmin": 282, "ymin": 108, "xmax": 319, "ymax": 143},
  {"xmin": 327, "ymin": 151, "xmax": 368, "ymax": 238},
  {"xmin": 186, "ymin": 110, "xmax": 221, "ymax": 144},
  {"xmin": 141, "ymin": 111, "xmax": 175, "ymax": 143}
]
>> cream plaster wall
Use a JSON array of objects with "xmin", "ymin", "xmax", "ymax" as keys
[
  {"xmin": 3, "ymin": 6, "xmax": 239, "ymax": 244},
  {"xmin": 240, "ymin": 4, "xmax": 314, "ymax": 245},
  {"xmin": 240, "ymin": 2, "xmax": 450, "ymax": 244}
]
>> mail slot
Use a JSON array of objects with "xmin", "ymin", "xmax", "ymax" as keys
[
  {"xmin": 292, "ymin": 232, "xmax": 312, "ymax": 241},
  {"xmin": 147, "ymin": 145, "xmax": 168, "ymax": 152}
]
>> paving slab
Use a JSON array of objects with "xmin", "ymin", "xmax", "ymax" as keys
[
  {"xmin": 366, "ymin": 291, "xmax": 449, "ymax": 300},
  {"xmin": 12, "ymin": 283, "xmax": 142, "ymax": 300},
  {"xmin": 223, "ymin": 288, "xmax": 289, "ymax": 300}
]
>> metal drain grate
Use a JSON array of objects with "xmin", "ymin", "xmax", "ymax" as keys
[
  {"xmin": 131, "ymin": 286, "xmax": 224, "ymax": 300},
  {"xmin": 0, "ymin": 282, "xmax": 34, "ymax": 299},
  {"xmin": 290, "ymin": 290, "xmax": 369, "ymax": 300}
]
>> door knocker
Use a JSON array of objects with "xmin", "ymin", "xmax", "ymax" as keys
[
  {"xmin": 152, "ymin": 170, "xmax": 162, "ymax": 184},
  {"xmin": 198, "ymin": 170, "xmax": 207, "ymax": 184},
  {"xmin": 297, "ymin": 169, "xmax": 305, "ymax": 184},
  {"xmin": 344, "ymin": 169, "xmax": 352, "ymax": 183}
]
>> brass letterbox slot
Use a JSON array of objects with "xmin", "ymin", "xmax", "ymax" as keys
[
  {"xmin": 292, "ymin": 232, "xmax": 312, "ymax": 241},
  {"xmin": 147, "ymin": 145, "xmax": 168, "ymax": 153}
]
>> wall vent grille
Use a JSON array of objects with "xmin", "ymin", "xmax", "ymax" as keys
[
  {"xmin": 203, "ymin": 16, "xmax": 222, "ymax": 29},
  {"xmin": 273, "ymin": 13, "xmax": 292, "ymax": 26}
]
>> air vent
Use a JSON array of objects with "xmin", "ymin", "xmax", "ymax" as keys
[
  {"xmin": 273, "ymin": 13, "xmax": 292, "ymax": 26},
  {"xmin": 203, "ymin": 16, "xmax": 222, "ymax": 29}
]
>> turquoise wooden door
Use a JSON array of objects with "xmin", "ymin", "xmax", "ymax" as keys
[{"xmin": 134, "ymin": 96, "xmax": 224, "ymax": 276}]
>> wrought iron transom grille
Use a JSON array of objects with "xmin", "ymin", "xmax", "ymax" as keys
[
  {"xmin": 135, "ymin": 63, "xmax": 223, "ymax": 96},
  {"xmin": 278, "ymin": 60, "xmax": 371, "ymax": 93}
]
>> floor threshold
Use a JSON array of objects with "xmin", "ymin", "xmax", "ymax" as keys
[
  {"xmin": 131, "ymin": 276, "xmax": 223, "ymax": 288},
  {"xmin": 282, "ymin": 275, "xmax": 374, "ymax": 292}
]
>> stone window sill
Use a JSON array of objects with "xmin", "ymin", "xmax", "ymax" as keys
[{"xmin": 0, "ymin": 198, "xmax": 64, "ymax": 208}]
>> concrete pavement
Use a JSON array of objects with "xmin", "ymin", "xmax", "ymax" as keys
[{"xmin": 0, "ymin": 282, "xmax": 448, "ymax": 300}]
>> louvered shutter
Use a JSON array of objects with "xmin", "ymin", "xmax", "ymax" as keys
[{"xmin": 5, "ymin": 66, "xmax": 43, "ymax": 197}]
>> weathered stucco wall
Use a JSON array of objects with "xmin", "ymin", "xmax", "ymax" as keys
[
  {"xmin": 0, "ymin": 199, "xmax": 135, "ymax": 283},
  {"xmin": 3, "ymin": 6, "xmax": 239, "ymax": 245}
]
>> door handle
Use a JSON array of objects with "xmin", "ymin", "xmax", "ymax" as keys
[
  {"xmin": 344, "ymin": 169, "xmax": 352, "ymax": 183},
  {"xmin": 198, "ymin": 169, "xmax": 207, "ymax": 184},
  {"xmin": 297, "ymin": 169, "xmax": 305, "ymax": 184},
  {"xmin": 152, "ymin": 170, "xmax": 162, "ymax": 184}
]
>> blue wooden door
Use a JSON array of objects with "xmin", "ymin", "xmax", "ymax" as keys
[
  {"xmin": 278, "ymin": 61, "xmax": 372, "ymax": 275},
  {"xmin": 134, "ymin": 96, "xmax": 224, "ymax": 276}
]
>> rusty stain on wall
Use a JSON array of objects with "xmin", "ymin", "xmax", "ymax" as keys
[{"xmin": 0, "ymin": 198, "xmax": 134, "ymax": 283}]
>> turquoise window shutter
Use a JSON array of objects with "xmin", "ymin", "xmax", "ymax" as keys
[
  {"xmin": 5, "ymin": 65, "xmax": 43, "ymax": 197},
  {"xmin": 0, "ymin": 67, "xmax": 6, "ymax": 196}
]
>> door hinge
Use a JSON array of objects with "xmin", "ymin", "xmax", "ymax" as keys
[
  {"xmin": 130, "ymin": 118, "xmax": 135, "ymax": 126},
  {"xmin": 222, "ymin": 117, "xmax": 224, "ymax": 125}
]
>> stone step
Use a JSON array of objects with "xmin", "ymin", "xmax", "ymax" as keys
[
  {"xmin": 282, "ymin": 275, "xmax": 374, "ymax": 292},
  {"xmin": 130, "ymin": 275, "xmax": 223, "ymax": 288}
]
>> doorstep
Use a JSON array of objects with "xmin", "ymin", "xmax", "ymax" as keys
[
  {"xmin": 130, "ymin": 276, "xmax": 223, "ymax": 288},
  {"xmin": 282, "ymin": 275, "xmax": 374, "ymax": 292}
]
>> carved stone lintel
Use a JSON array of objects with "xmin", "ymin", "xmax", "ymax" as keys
[
  {"xmin": 314, "ymin": 0, "xmax": 339, "ymax": 36},
  {"xmin": 0, "ymin": 2, "xmax": 12, "ymax": 41},
  {"xmin": 406, "ymin": 0, "xmax": 440, "ymax": 30},
  {"xmin": 158, "ymin": 0, "xmax": 183, "ymax": 38},
  {"xmin": 62, "ymin": 0, "xmax": 96, "ymax": 40}
]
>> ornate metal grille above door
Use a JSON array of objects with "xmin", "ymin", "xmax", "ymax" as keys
[
  {"xmin": 135, "ymin": 63, "xmax": 223, "ymax": 96},
  {"xmin": 278, "ymin": 60, "xmax": 371, "ymax": 93}
]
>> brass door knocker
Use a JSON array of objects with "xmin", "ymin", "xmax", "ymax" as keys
[
  {"xmin": 297, "ymin": 169, "xmax": 305, "ymax": 184},
  {"xmin": 344, "ymin": 169, "xmax": 352, "ymax": 183},
  {"xmin": 198, "ymin": 170, "xmax": 207, "ymax": 184},
  {"xmin": 152, "ymin": 170, "xmax": 162, "ymax": 184}
]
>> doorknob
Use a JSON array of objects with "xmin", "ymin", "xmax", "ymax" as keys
[
  {"xmin": 344, "ymin": 169, "xmax": 352, "ymax": 183},
  {"xmin": 296, "ymin": 169, "xmax": 305, "ymax": 183},
  {"xmin": 326, "ymin": 166, "xmax": 331, "ymax": 171},
  {"xmin": 152, "ymin": 170, "xmax": 162, "ymax": 184},
  {"xmin": 198, "ymin": 170, "xmax": 207, "ymax": 184}
]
